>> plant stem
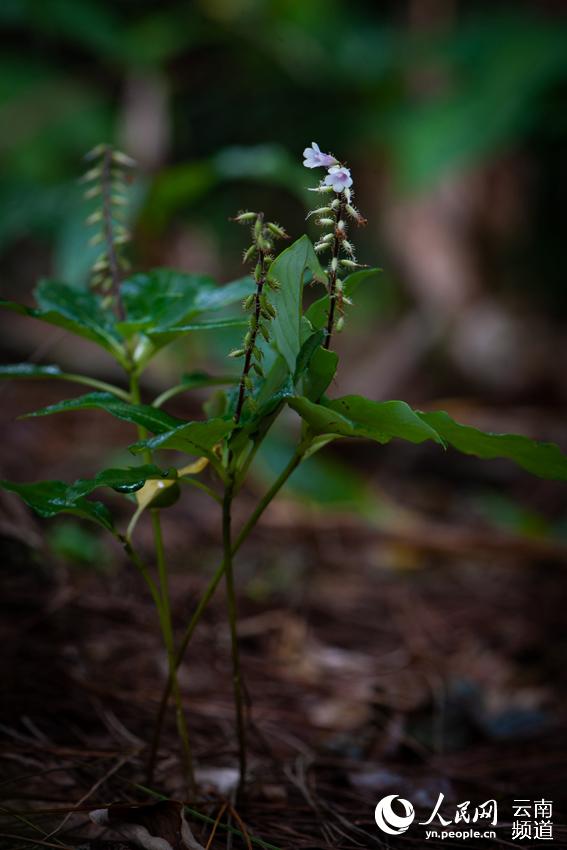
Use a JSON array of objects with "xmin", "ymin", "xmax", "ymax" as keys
[
  {"xmin": 123, "ymin": 539, "xmax": 162, "ymax": 612},
  {"xmin": 324, "ymin": 195, "xmax": 346, "ymax": 351},
  {"xmin": 223, "ymin": 479, "xmax": 247, "ymax": 791},
  {"xmin": 54, "ymin": 372, "xmax": 130, "ymax": 401},
  {"xmin": 152, "ymin": 375, "xmax": 238, "ymax": 409},
  {"xmin": 129, "ymin": 371, "xmax": 194, "ymax": 790},
  {"xmin": 146, "ymin": 446, "xmax": 304, "ymax": 782},
  {"xmin": 151, "ymin": 509, "xmax": 195, "ymax": 793}
]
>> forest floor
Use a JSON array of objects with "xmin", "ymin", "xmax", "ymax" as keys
[{"xmin": 1, "ymin": 382, "xmax": 567, "ymax": 850}]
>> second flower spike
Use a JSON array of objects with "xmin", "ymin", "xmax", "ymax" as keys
[
  {"xmin": 229, "ymin": 212, "xmax": 289, "ymax": 423},
  {"xmin": 304, "ymin": 145, "xmax": 368, "ymax": 349}
]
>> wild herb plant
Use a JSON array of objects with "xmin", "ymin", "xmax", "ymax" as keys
[{"xmin": 2, "ymin": 142, "xmax": 567, "ymax": 796}]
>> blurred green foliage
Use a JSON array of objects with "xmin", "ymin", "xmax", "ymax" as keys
[
  {"xmin": 0, "ymin": 0, "xmax": 565, "ymax": 296},
  {"xmin": 47, "ymin": 520, "xmax": 110, "ymax": 568}
]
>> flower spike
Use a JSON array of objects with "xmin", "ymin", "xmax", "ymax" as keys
[
  {"xmin": 230, "ymin": 212, "xmax": 289, "ymax": 423},
  {"xmin": 303, "ymin": 144, "xmax": 368, "ymax": 348},
  {"xmin": 81, "ymin": 144, "xmax": 136, "ymax": 317}
]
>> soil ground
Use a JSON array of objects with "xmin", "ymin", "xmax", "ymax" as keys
[{"xmin": 1, "ymin": 381, "xmax": 567, "ymax": 850}]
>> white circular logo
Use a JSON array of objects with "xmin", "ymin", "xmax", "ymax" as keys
[{"xmin": 374, "ymin": 795, "xmax": 415, "ymax": 835}]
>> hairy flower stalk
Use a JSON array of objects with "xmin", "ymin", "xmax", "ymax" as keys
[
  {"xmin": 303, "ymin": 143, "xmax": 367, "ymax": 350},
  {"xmin": 82, "ymin": 143, "xmax": 135, "ymax": 318},
  {"xmin": 230, "ymin": 211, "xmax": 288, "ymax": 423}
]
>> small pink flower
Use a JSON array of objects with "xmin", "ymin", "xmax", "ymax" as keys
[
  {"xmin": 324, "ymin": 165, "xmax": 353, "ymax": 193},
  {"xmin": 303, "ymin": 142, "xmax": 338, "ymax": 169}
]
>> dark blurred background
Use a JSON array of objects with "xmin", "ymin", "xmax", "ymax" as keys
[
  {"xmin": 2, "ymin": 1, "xmax": 567, "ymax": 836},
  {"xmin": 2, "ymin": 0, "xmax": 567, "ymax": 526}
]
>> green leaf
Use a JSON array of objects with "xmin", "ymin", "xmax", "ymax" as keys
[
  {"xmin": 0, "ymin": 479, "xmax": 114, "ymax": 531},
  {"xmin": 255, "ymin": 355, "xmax": 292, "ymax": 407},
  {"xmin": 153, "ymin": 370, "xmax": 239, "ymax": 408},
  {"xmin": 69, "ymin": 464, "xmax": 171, "ymax": 498},
  {"xmin": 195, "ymin": 276, "xmax": 255, "ymax": 312},
  {"xmin": 1, "ymin": 281, "xmax": 126, "ymax": 362},
  {"xmin": 177, "ymin": 371, "xmax": 239, "ymax": 391},
  {"xmin": 147, "ymin": 316, "xmax": 248, "ymax": 345},
  {"xmin": 290, "ymin": 328, "xmax": 338, "ymax": 401},
  {"xmin": 304, "ymin": 347, "xmax": 338, "ymax": 401},
  {"xmin": 305, "ymin": 268, "xmax": 381, "ymax": 330},
  {"xmin": 267, "ymin": 235, "xmax": 327, "ymax": 373},
  {"xmin": 119, "ymin": 269, "xmax": 212, "ymax": 333},
  {"xmin": 0, "ymin": 362, "xmax": 130, "ymax": 400},
  {"xmin": 289, "ymin": 395, "xmax": 444, "ymax": 445},
  {"xmin": 118, "ymin": 269, "xmax": 253, "ymax": 338},
  {"xmin": 293, "ymin": 330, "xmax": 325, "ymax": 383},
  {"xmin": 131, "ymin": 417, "xmax": 235, "ymax": 458},
  {"xmin": 23, "ymin": 392, "xmax": 182, "ymax": 434},
  {"xmin": 35, "ymin": 280, "xmax": 123, "ymax": 350},
  {"xmin": 0, "ymin": 363, "xmax": 65, "ymax": 379},
  {"xmin": 291, "ymin": 394, "xmax": 567, "ymax": 482},
  {"xmin": 418, "ymin": 411, "xmax": 567, "ymax": 481}
]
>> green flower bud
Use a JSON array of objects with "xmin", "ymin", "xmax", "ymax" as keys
[
  {"xmin": 84, "ymin": 143, "xmax": 107, "ymax": 160},
  {"xmin": 80, "ymin": 166, "xmax": 102, "ymax": 183},
  {"xmin": 86, "ymin": 210, "xmax": 103, "ymax": 225},
  {"xmin": 340, "ymin": 259, "xmax": 365, "ymax": 269},
  {"xmin": 258, "ymin": 237, "xmax": 273, "ymax": 252},
  {"xmin": 267, "ymin": 222, "xmax": 288, "ymax": 239},
  {"xmin": 112, "ymin": 150, "xmax": 137, "ymax": 168},
  {"xmin": 307, "ymin": 206, "xmax": 332, "ymax": 218},
  {"xmin": 346, "ymin": 204, "xmax": 367, "ymax": 225},
  {"xmin": 232, "ymin": 211, "xmax": 257, "ymax": 223},
  {"xmin": 308, "ymin": 185, "xmax": 334, "ymax": 194},
  {"xmin": 229, "ymin": 348, "xmax": 246, "ymax": 358},
  {"xmin": 242, "ymin": 245, "xmax": 256, "ymax": 263}
]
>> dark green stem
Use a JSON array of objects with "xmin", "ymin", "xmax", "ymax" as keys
[
  {"xmin": 146, "ymin": 446, "xmax": 304, "ymax": 783},
  {"xmin": 151, "ymin": 510, "xmax": 195, "ymax": 794},
  {"xmin": 223, "ymin": 479, "xmax": 247, "ymax": 791},
  {"xmin": 128, "ymin": 371, "xmax": 193, "ymax": 790}
]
